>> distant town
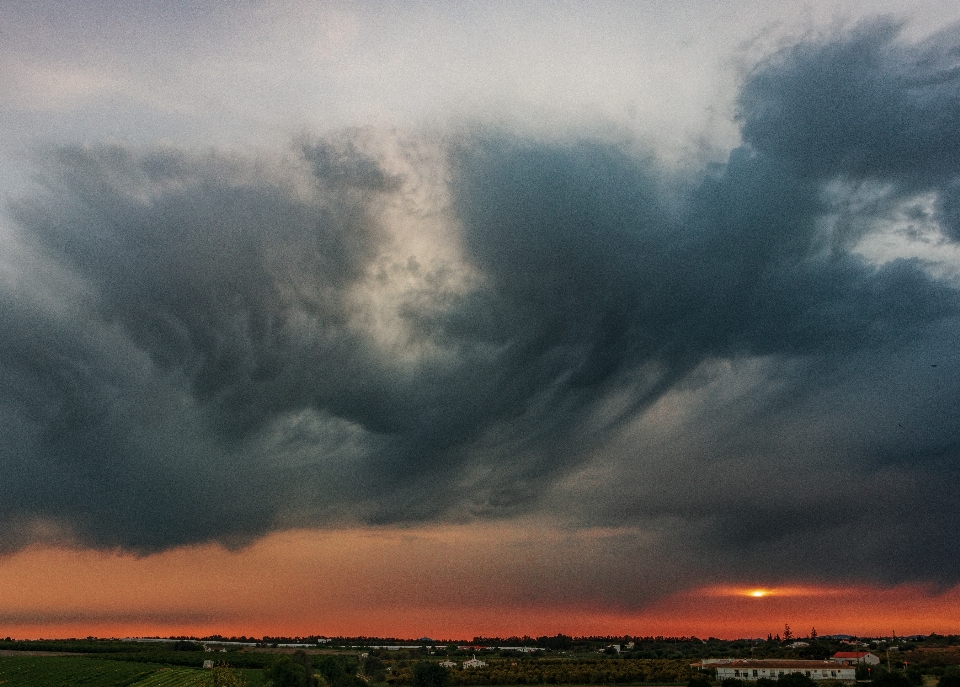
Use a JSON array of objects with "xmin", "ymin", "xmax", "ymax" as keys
[{"xmin": 1, "ymin": 628, "xmax": 960, "ymax": 687}]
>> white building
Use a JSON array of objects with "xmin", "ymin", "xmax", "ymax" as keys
[
  {"xmin": 463, "ymin": 655, "xmax": 487, "ymax": 669},
  {"xmin": 439, "ymin": 660, "xmax": 457, "ymax": 668},
  {"xmin": 694, "ymin": 660, "xmax": 855, "ymax": 682}
]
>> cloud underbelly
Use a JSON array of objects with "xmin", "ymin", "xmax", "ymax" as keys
[{"xmin": 1, "ymin": 20, "xmax": 960, "ymax": 599}]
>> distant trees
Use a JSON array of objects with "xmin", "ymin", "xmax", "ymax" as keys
[
  {"xmin": 538, "ymin": 635, "xmax": 574, "ymax": 651},
  {"xmin": 173, "ymin": 640, "xmax": 205, "ymax": 651},
  {"xmin": 387, "ymin": 657, "xmax": 693, "ymax": 685},
  {"xmin": 364, "ymin": 656, "xmax": 388, "ymax": 682},
  {"xmin": 265, "ymin": 651, "xmax": 320, "ymax": 687},
  {"xmin": 799, "ymin": 643, "xmax": 832, "ymax": 661},
  {"xmin": 265, "ymin": 655, "xmax": 309, "ymax": 687},
  {"xmin": 315, "ymin": 654, "xmax": 366, "ymax": 687},
  {"xmin": 413, "ymin": 661, "xmax": 450, "ymax": 687}
]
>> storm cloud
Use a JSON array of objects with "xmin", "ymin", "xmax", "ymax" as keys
[{"xmin": 2, "ymin": 20, "xmax": 960, "ymax": 600}]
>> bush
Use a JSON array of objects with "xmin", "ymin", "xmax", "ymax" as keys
[
  {"xmin": 939, "ymin": 676, "xmax": 960, "ymax": 687},
  {"xmin": 872, "ymin": 672, "xmax": 914, "ymax": 687},
  {"xmin": 776, "ymin": 673, "xmax": 816, "ymax": 687},
  {"xmin": 265, "ymin": 655, "xmax": 309, "ymax": 687},
  {"xmin": 207, "ymin": 662, "xmax": 249, "ymax": 687}
]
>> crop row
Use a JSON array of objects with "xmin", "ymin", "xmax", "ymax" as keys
[
  {"xmin": 0, "ymin": 655, "xmax": 156, "ymax": 686},
  {"xmin": 128, "ymin": 666, "xmax": 211, "ymax": 687},
  {"xmin": 0, "ymin": 655, "xmax": 221, "ymax": 687}
]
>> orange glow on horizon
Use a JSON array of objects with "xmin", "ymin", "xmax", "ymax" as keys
[
  {"xmin": 702, "ymin": 585, "xmax": 845, "ymax": 599},
  {"xmin": 1, "ymin": 526, "xmax": 960, "ymax": 640}
]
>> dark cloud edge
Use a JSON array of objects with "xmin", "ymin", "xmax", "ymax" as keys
[{"xmin": 0, "ymin": 20, "xmax": 958, "ymax": 599}]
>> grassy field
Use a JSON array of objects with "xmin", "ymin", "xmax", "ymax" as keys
[{"xmin": 0, "ymin": 655, "xmax": 266, "ymax": 686}]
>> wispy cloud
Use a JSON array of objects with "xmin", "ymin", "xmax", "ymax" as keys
[{"xmin": 1, "ymin": 17, "xmax": 960, "ymax": 621}]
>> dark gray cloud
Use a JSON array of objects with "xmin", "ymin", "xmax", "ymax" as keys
[
  {"xmin": 2, "ymin": 20, "xmax": 960, "ymax": 597},
  {"xmin": 738, "ymin": 18, "xmax": 960, "ymax": 240}
]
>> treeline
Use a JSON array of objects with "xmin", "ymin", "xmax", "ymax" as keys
[
  {"xmin": 0, "ymin": 638, "xmax": 135, "ymax": 653},
  {"xmin": 263, "ymin": 652, "xmax": 368, "ymax": 687},
  {"xmin": 921, "ymin": 635, "xmax": 960, "ymax": 647},
  {"xmin": 471, "ymin": 637, "xmax": 704, "ymax": 646},
  {"xmin": 0, "ymin": 638, "xmax": 274, "ymax": 669},
  {"xmin": 467, "ymin": 636, "xmax": 708, "ymax": 652},
  {"xmin": 385, "ymin": 658, "xmax": 693, "ymax": 685},
  {"xmin": 890, "ymin": 650, "xmax": 960, "ymax": 676}
]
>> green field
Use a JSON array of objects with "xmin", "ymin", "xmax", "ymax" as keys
[
  {"xmin": 114, "ymin": 666, "xmax": 210, "ymax": 687},
  {"xmin": 0, "ymin": 655, "xmax": 264, "ymax": 687}
]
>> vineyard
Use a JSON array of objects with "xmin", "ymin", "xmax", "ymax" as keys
[
  {"xmin": 121, "ymin": 666, "xmax": 210, "ymax": 687},
  {"xmin": 0, "ymin": 655, "xmax": 264, "ymax": 687}
]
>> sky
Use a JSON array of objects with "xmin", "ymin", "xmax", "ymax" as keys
[{"xmin": 2, "ymin": 0, "xmax": 960, "ymax": 640}]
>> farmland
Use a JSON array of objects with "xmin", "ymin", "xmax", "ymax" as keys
[
  {"xmin": 1, "ymin": 635, "xmax": 959, "ymax": 687},
  {"xmin": 0, "ymin": 655, "xmax": 266, "ymax": 687}
]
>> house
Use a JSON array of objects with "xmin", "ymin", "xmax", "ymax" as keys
[
  {"xmin": 202, "ymin": 660, "xmax": 214, "ymax": 669},
  {"xmin": 463, "ymin": 655, "xmax": 487, "ymax": 669},
  {"xmin": 786, "ymin": 642, "xmax": 810, "ymax": 649},
  {"xmin": 693, "ymin": 660, "xmax": 855, "ymax": 682},
  {"xmin": 439, "ymin": 660, "xmax": 457, "ymax": 669},
  {"xmin": 830, "ymin": 652, "xmax": 879, "ymax": 665}
]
